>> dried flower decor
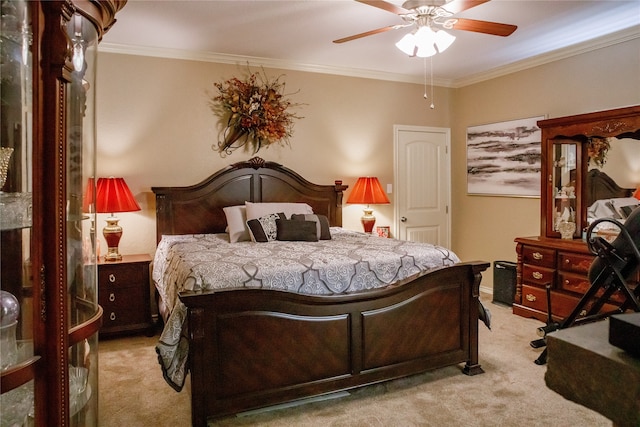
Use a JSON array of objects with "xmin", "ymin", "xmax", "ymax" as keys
[
  {"xmin": 587, "ymin": 136, "xmax": 610, "ymax": 168},
  {"xmin": 210, "ymin": 67, "xmax": 303, "ymax": 156}
]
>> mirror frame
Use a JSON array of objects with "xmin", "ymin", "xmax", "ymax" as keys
[{"xmin": 538, "ymin": 105, "xmax": 640, "ymax": 239}]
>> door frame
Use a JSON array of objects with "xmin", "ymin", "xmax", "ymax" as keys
[{"xmin": 393, "ymin": 124, "xmax": 452, "ymax": 246}]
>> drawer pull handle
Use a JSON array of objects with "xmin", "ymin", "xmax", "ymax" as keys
[
  {"xmin": 565, "ymin": 259, "xmax": 570, "ymax": 264},
  {"xmin": 109, "ymin": 293, "xmax": 115, "ymax": 302},
  {"xmin": 533, "ymin": 252, "xmax": 543, "ymax": 260},
  {"xmin": 564, "ymin": 280, "xmax": 570, "ymax": 285},
  {"xmin": 109, "ymin": 274, "xmax": 116, "ymax": 283},
  {"xmin": 526, "ymin": 294, "xmax": 537, "ymax": 302},
  {"xmin": 110, "ymin": 312, "xmax": 116, "ymax": 321},
  {"xmin": 532, "ymin": 271, "xmax": 543, "ymax": 280}
]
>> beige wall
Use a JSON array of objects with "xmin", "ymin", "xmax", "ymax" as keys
[
  {"xmin": 96, "ymin": 37, "xmax": 639, "ymax": 291},
  {"xmin": 96, "ymin": 54, "xmax": 453, "ymax": 259}
]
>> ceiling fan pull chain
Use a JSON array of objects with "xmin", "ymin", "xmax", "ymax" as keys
[
  {"xmin": 423, "ymin": 56, "xmax": 428, "ymax": 100},
  {"xmin": 430, "ymin": 55, "xmax": 435, "ymax": 109}
]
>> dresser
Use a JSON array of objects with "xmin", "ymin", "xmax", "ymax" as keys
[
  {"xmin": 98, "ymin": 254, "xmax": 154, "ymax": 337},
  {"xmin": 514, "ymin": 237, "xmax": 622, "ymax": 322}
]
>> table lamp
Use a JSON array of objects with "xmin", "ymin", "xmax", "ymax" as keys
[
  {"xmin": 346, "ymin": 176, "xmax": 390, "ymax": 233},
  {"xmin": 95, "ymin": 177, "xmax": 140, "ymax": 261}
]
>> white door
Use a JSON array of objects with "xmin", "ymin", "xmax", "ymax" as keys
[{"xmin": 394, "ymin": 125, "xmax": 451, "ymax": 246}]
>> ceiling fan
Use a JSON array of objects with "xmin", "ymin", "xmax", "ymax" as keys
[{"xmin": 333, "ymin": 0, "xmax": 517, "ymax": 46}]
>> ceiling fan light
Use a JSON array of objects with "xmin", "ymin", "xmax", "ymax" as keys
[
  {"xmin": 435, "ymin": 29, "xmax": 456, "ymax": 53},
  {"xmin": 416, "ymin": 44, "xmax": 436, "ymax": 58},
  {"xmin": 415, "ymin": 25, "xmax": 436, "ymax": 45},
  {"xmin": 414, "ymin": 26, "xmax": 437, "ymax": 57},
  {"xmin": 395, "ymin": 32, "xmax": 416, "ymax": 56}
]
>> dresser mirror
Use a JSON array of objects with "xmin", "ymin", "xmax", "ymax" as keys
[{"xmin": 592, "ymin": 136, "xmax": 639, "ymax": 190}]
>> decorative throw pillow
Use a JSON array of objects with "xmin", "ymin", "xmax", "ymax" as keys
[
  {"xmin": 246, "ymin": 213, "xmax": 285, "ymax": 242},
  {"xmin": 223, "ymin": 205, "xmax": 250, "ymax": 243},
  {"xmin": 291, "ymin": 214, "xmax": 331, "ymax": 240},
  {"xmin": 245, "ymin": 201, "xmax": 313, "ymax": 220},
  {"xmin": 276, "ymin": 219, "xmax": 318, "ymax": 242}
]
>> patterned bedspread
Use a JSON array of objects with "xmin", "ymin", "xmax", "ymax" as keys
[{"xmin": 154, "ymin": 228, "xmax": 460, "ymax": 391}]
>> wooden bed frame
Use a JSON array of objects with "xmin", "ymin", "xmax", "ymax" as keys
[{"xmin": 153, "ymin": 157, "xmax": 490, "ymax": 426}]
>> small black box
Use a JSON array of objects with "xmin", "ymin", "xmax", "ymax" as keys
[
  {"xmin": 609, "ymin": 312, "xmax": 640, "ymax": 358},
  {"xmin": 493, "ymin": 261, "xmax": 517, "ymax": 306}
]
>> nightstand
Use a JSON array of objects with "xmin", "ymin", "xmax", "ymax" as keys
[{"xmin": 98, "ymin": 254, "xmax": 154, "ymax": 337}]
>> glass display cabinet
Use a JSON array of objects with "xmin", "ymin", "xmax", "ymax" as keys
[{"xmin": 0, "ymin": 1, "xmax": 126, "ymax": 425}]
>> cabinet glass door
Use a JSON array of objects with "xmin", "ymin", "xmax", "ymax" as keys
[
  {"xmin": 550, "ymin": 141, "xmax": 581, "ymax": 238},
  {"xmin": 0, "ymin": 0, "xmax": 36, "ymax": 424},
  {"xmin": 65, "ymin": 12, "xmax": 100, "ymax": 425}
]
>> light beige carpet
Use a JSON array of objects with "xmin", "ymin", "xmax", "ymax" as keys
[{"xmin": 99, "ymin": 296, "xmax": 611, "ymax": 426}]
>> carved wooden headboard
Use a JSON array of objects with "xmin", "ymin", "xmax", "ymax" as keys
[{"xmin": 152, "ymin": 157, "xmax": 348, "ymax": 242}]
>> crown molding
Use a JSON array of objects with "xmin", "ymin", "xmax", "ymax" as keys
[
  {"xmin": 99, "ymin": 24, "xmax": 639, "ymax": 89},
  {"xmin": 451, "ymin": 25, "xmax": 640, "ymax": 88},
  {"xmin": 98, "ymin": 43, "xmax": 453, "ymax": 86}
]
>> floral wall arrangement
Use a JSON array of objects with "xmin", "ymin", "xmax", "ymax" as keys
[{"xmin": 210, "ymin": 67, "xmax": 303, "ymax": 156}]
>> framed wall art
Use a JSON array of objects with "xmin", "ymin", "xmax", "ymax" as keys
[{"xmin": 467, "ymin": 116, "xmax": 545, "ymax": 197}]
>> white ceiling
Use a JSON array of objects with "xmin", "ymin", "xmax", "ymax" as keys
[{"xmin": 100, "ymin": 0, "xmax": 640, "ymax": 87}]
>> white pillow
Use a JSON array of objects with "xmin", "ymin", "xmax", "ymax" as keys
[
  {"xmin": 245, "ymin": 201, "xmax": 313, "ymax": 220},
  {"xmin": 223, "ymin": 205, "xmax": 250, "ymax": 243}
]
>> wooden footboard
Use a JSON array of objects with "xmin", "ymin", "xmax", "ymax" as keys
[{"xmin": 180, "ymin": 261, "xmax": 489, "ymax": 426}]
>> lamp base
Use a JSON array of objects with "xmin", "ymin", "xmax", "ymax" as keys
[
  {"xmin": 361, "ymin": 208, "xmax": 376, "ymax": 233},
  {"xmin": 103, "ymin": 216, "xmax": 123, "ymax": 262}
]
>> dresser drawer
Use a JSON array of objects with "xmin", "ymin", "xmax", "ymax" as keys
[
  {"xmin": 522, "ymin": 246, "xmax": 556, "ymax": 268},
  {"xmin": 557, "ymin": 271, "xmax": 591, "ymax": 295},
  {"xmin": 99, "ymin": 262, "xmax": 147, "ymax": 289},
  {"xmin": 521, "ymin": 285, "xmax": 582, "ymax": 319},
  {"xmin": 558, "ymin": 251, "xmax": 593, "ymax": 275},
  {"xmin": 558, "ymin": 271, "xmax": 637, "ymax": 305},
  {"xmin": 522, "ymin": 264, "xmax": 555, "ymax": 287}
]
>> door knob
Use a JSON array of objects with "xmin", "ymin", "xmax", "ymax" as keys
[{"xmin": 400, "ymin": 217, "xmax": 407, "ymax": 222}]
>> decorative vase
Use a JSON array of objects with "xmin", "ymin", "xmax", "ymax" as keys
[
  {"xmin": 219, "ymin": 127, "xmax": 249, "ymax": 153},
  {"xmin": 0, "ymin": 290, "xmax": 20, "ymax": 370},
  {"xmin": 558, "ymin": 221, "xmax": 576, "ymax": 240},
  {"xmin": 0, "ymin": 147, "xmax": 14, "ymax": 191}
]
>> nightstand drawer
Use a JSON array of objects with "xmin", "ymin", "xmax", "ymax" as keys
[
  {"xmin": 99, "ymin": 262, "xmax": 147, "ymax": 288},
  {"xmin": 99, "ymin": 285, "xmax": 144, "ymax": 311},
  {"xmin": 103, "ymin": 306, "xmax": 148, "ymax": 329}
]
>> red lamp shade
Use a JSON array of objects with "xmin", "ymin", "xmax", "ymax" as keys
[
  {"xmin": 95, "ymin": 177, "xmax": 140, "ymax": 261},
  {"xmin": 346, "ymin": 177, "xmax": 390, "ymax": 233},
  {"xmin": 634, "ymin": 186, "xmax": 640, "ymax": 201},
  {"xmin": 82, "ymin": 177, "xmax": 95, "ymax": 213},
  {"xmin": 96, "ymin": 177, "xmax": 141, "ymax": 214}
]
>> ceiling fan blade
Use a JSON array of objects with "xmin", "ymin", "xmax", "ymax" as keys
[
  {"xmin": 333, "ymin": 25, "xmax": 400, "ymax": 43},
  {"xmin": 355, "ymin": 0, "xmax": 410, "ymax": 16},
  {"xmin": 440, "ymin": 0, "xmax": 490, "ymax": 15},
  {"xmin": 451, "ymin": 18, "xmax": 517, "ymax": 37}
]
